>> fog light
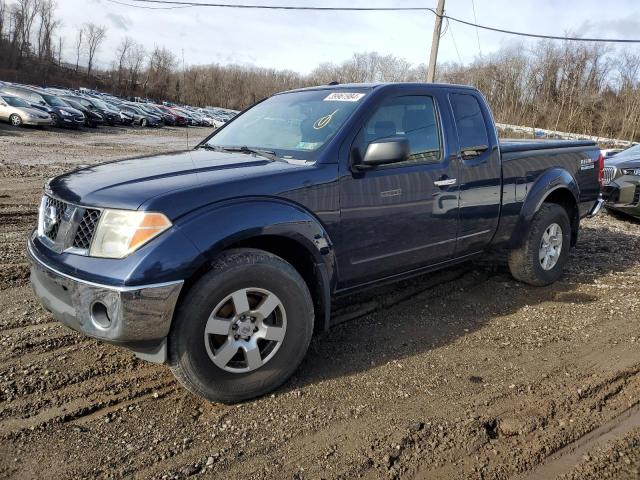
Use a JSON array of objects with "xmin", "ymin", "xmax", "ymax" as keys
[{"xmin": 91, "ymin": 301, "xmax": 111, "ymax": 329}]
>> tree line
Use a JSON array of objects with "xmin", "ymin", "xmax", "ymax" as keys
[{"xmin": 1, "ymin": 0, "xmax": 639, "ymax": 141}]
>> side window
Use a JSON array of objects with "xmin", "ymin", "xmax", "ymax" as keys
[
  {"xmin": 359, "ymin": 95, "xmax": 441, "ymax": 165},
  {"xmin": 450, "ymin": 93, "xmax": 489, "ymax": 150}
]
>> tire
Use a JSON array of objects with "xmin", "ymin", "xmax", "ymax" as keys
[
  {"xmin": 141, "ymin": 118, "xmax": 148, "ymax": 127},
  {"xmin": 168, "ymin": 248, "xmax": 314, "ymax": 403},
  {"xmin": 50, "ymin": 113, "xmax": 60, "ymax": 127},
  {"xmin": 508, "ymin": 203, "xmax": 571, "ymax": 286},
  {"xmin": 9, "ymin": 114, "xmax": 23, "ymax": 127}
]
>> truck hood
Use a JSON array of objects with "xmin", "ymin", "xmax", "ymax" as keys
[{"xmin": 47, "ymin": 149, "xmax": 310, "ymax": 216}]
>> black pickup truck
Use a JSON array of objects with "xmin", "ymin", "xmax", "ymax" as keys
[{"xmin": 28, "ymin": 83, "xmax": 604, "ymax": 403}]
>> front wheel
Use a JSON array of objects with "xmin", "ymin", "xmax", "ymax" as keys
[
  {"xmin": 9, "ymin": 114, "xmax": 23, "ymax": 127},
  {"xmin": 508, "ymin": 203, "xmax": 571, "ymax": 286},
  {"xmin": 141, "ymin": 118, "xmax": 148, "ymax": 127},
  {"xmin": 168, "ymin": 249, "xmax": 314, "ymax": 403}
]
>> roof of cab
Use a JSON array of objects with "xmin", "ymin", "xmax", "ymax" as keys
[{"xmin": 280, "ymin": 82, "xmax": 479, "ymax": 95}]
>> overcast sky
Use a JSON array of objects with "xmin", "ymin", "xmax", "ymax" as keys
[{"xmin": 55, "ymin": 0, "xmax": 640, "ymax": 73}]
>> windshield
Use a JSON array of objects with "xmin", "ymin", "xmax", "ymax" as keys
[
  {"xmin": 205, "ymin": 89, "xmax": 368, "ymax": 160},
  {"xmin": 63, "ymin": 99, "xmax": 82, "ymax": 110},
  {"xmin": 42, "ymin": 94, "xmax": 68, "ymax": 107},
  {"xmin": 3, "ymin": 96, "xmax": 29, "ymax": 107},
  {"xmin": 92, "ymin": 99, "xmax": 109, "ymax": 110}
]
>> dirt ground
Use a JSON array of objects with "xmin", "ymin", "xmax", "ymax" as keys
[{"xmin": 1, "ymin": 124, "xmax": 639, "ymax": 480}]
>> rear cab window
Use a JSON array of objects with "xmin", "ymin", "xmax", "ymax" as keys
[{"xmin": 449, "ymin": 93, "xmax": 489, "ymax": 152}]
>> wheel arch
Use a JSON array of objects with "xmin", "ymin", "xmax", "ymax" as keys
[
  {"xmin": 175, "ymin": 199, "xmax": 336, "ymax": 334},
  {"xmin": 509, "ymin": 168, "xmax": 580, "ymax": 249}
]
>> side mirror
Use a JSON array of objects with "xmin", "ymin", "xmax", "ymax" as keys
[{"xmin": 357, "ymin": 137, "xmax": 410, "ymax": 170}]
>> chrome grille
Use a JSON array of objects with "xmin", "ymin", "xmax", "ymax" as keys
[
  {"xmin": 73, "ymin": 208, "xmax": 101, "ymax": 250},
  {"xmin": 602, "ymin": 166, "xmax": 616, "ymax": 185},
  {"xmin": 633, "ymin": 186, "xmax": 640, "ymax": 206},
  {"xmin": 40, "ymin": 195, "xmax": 101, "ymax": 253}
]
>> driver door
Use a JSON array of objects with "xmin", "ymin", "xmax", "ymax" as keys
[{"xmin": 338, "ymin": 92, "xmax": 459, "ymax": 287}]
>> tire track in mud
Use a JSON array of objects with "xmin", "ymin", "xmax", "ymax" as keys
[
  {"xmin": 1, "ymin": 378, "xmax": 177, "ymax": 438},
  {"xmin": 1, "ymin": 365, "xmax": 175, "ymax": 437},
  {"xmin": 408, "ymin": 364, "xmax": 640, "ymax": 480},
  {"xmin": 523, "ymin": 402, "xmax": 640, "ymax": 479}
]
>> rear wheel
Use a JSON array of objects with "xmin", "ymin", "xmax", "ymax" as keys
[
  {"xmin": 168, "ymin": 248, "xmax": 314, "ymax": 403},
  {"xmin": 508, "ymin": 203, "xmax": 571, "ymax": 286},
  {"xmin": 9, "ymin": 114, "xmax": 23, "ymax": 127},
  {"xmin": 141, "ymin": 118, "xmax": 148, "ymax": 127}
]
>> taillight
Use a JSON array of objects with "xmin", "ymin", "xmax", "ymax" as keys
[{"xmin": 597, "ymin": 153, "xmax": 604, "ymax": 189}]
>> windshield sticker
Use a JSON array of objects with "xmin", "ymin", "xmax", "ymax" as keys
[
  {"xmin": 323, "ymin": 92, "xmax": 365, "ymax": 102},
  {"xmin": 296, "ymin": 142, "xmax": 323, "ymax": 150},
  {"xmin": 313, "ymin": 109, "xmax": 339, "ymax": 130}
]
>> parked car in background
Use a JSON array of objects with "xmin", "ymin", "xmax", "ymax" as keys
[
  {"xmin": 603, "ymin": 144, "xmax": 640, "ymax": 219},
  {"xmin": 139, "ymin": 104, "xmax": 177, "ymax": 126},
  {"xmin": 172, "ymin": 107, "xmax": 199, "ymax": 126},
  {"xmin": 61, "ymin": 98, "xmax": 104, "ymax": 128},
  {"xmin": 61, "ymin": 95, "xmax": 121, "ymax": 126},
  {"xmin": 0, "ymin": 94, "xmax": 52, "ymax": 127},
  {"xmin": 121, "ymin": 104, "xmax": 163, "ymax": 127},
  {"xmin": 158, "ymin": 105, "xmax": 187, "ymax": 126},
  {"xmin": 601, "ymin": 148, "xmax": 624, "ymax": 159},
  {"xmin": 0, "ymin": 85, "xmax": 84, "ymax": 128}
]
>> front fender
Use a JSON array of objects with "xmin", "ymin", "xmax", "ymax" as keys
[
  {"xmin": 509, "ymin": 168, "xmax": 579, "ymax": 249},
  {"xmin": 179, "ymin": 197, "xmax": 334, "ymax": 264},
  {"xmin": 177, "ymin": 197, "xmax": 336, "ymax": 328}
]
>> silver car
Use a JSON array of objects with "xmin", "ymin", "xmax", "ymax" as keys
[{"xmin": 0, "ymin": 95, "xmax": 52, "ymax": 127}]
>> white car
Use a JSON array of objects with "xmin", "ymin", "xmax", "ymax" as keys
[{"xmin": 0, "ymin": 95, "xmax": 52, "ymax": 127}]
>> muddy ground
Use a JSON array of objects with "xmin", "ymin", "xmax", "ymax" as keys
[{"xmin": 0, "ymin": 124, "xmax": 639, "ymax": 480}]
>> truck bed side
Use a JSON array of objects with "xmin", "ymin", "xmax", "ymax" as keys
[{"xmin": 493, "ymin": 139, "xmax": 601, "ymax": 247}]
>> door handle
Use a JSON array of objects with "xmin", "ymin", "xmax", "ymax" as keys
[{"xmin": 434, "ymin": 178, "xmax": 457, "ymax": 187}]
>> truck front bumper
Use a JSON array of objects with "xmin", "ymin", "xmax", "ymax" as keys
[{"xmin": 28, "ymin": 241, "xmax": 183, "ymax": 363}]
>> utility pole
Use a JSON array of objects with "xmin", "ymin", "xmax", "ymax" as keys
[{"xmin": 427, "ymin": 0, "xmax": 445, "ymax": 83}]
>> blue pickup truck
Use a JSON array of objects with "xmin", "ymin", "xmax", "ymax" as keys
[{"xmin": 28, "ymin": 83, "xmax": 604, "ymax": 403}]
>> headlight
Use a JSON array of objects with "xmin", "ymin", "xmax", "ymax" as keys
[
  {"xmin": 90, "ymin": 210, "xmax": 172, "ymax": 258},
  {"xmin": 621, "ymin": 168, "xmax": 640, "ymax": 176},
  {"xmin": 60, "ymin": 110, "xmax": 71, "ymax": 116}
]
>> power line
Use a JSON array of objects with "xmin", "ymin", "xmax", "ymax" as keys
[
  {"xmin": 445, "ymin": 13, "xmax": 640, "ymax": 43},
  {"xmin": 119, "ymin": 0, "xmax": 640, "ymax": 43},
  {"xmin": 105, "ymin": 0, "xmax": 192, "ymax": 9},
  {"xmin": 118, "ymin": 1, "xmax": 433, "ymax": 11}
]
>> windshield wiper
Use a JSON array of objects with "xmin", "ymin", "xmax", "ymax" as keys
[
  {"xmin": 197, "ymin": 143, "xmax": 278, "ymax": 162},
  {"xmin": 222, "ymin": 146, "xmax": 279, "ymax": 162}
]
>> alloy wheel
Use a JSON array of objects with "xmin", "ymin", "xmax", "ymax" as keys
[
  {"xmin": 204, "ymin": 288, "xmax": 287, "ymax": 373},
  {"xmin": 539, "ymin": 223, "xmax": 563, "ymax": 271}
]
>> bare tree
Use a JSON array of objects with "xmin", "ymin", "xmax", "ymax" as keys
[
  {"xmin": 124, "ymin": 41, "xmax": 146, "ymax": 94},
  {"xmin": 56, "ymin": 34, "xmax": 62, "ymax": 64},
  {"xmin": 16, "ymin": 0, "xmax": 40, "ymax": 58},
  {"xmin": 74, "ymin": 26, "xmax": 82, "ymax": 72},
  {"xmin": 115, "ymin": 36, "xmax": 133, "ymax": 90},
  {"xmin": 0, "ymin": 0, "xmax": 7, "ymax": 39},
  {"xmin": 36, "ymin": 0, "xmax": 58, "ymax": 60},
  {"xmin": 84, "ymin": 22, "xmax": 106, "ymax": 77}
]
